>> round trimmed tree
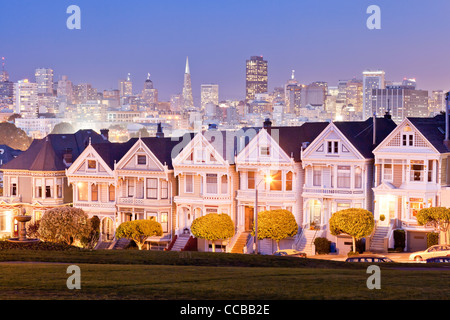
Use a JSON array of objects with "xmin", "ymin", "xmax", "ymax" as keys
[
  {"xmin": 190, "ymin": 213, "xmax": 235, "ymax": 252},
  {"xmin": 116, "ymin": 219, "xmax": 163, "ymax": 250},
  {"xmin": 38, "ymin": 207, "xmax": 91, "ymax": 245},
  {"xmin": 417, "ymin": 207, "xmax": 450, "ymax": 245},
  {"xmin": 329, "ymin": 208, "xmax": 374, "ymax": 253},
  {"xmin": 252, "ymin": 209, "xmax": 298, "ymax": 251}
]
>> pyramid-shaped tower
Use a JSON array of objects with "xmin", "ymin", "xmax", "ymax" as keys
[{"xmin": 182, "ymin": 56, "xmax": 194, "ymax": 110}]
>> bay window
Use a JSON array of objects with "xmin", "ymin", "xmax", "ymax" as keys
[
  {"xmin": 270, "ymin": 170, "xmax": 282, "ymax": 191},
  {"xmin": 146, "ymin": 178, "xmax": 158, "ymax": 199},
  {"xmin": 410, "ymin": 160, "xmax": 424, "ymax": 182}
]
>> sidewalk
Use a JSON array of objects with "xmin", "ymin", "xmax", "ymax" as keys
[{"xmin": 308, "ymin": 252, "xmax": 413, "ymax": 262}]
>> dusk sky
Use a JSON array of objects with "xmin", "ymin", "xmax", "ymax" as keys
[{"xmin": 1, "ymin": 0, "xmax": 450, "ymax": 102}]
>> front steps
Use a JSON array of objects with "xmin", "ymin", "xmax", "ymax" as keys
[
  {"xmin": 170, "ymin": 234, "xmax": 191, "ymax": 251},
  {"xmin": 296, "ymin": 229, "xmax": 322, "ymax": 256},
  {"xmin": 230, "ymin": 232, "xmax": 250, "ymax": 254},
  {"xmin": 369, "ymin": 225, "xmax": 390, "ymax": 252}
]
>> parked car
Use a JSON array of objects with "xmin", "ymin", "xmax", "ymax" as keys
[
  {"xmin": 409, "ymin": 245, "xmax": 450, "ymax": 262},
  {"xmin": 345, "ymin": 255, "xmax": 393, "ymax": 263},
  {"xmin": 426, "ymin": 256, "xmax": 450, "ymax": 263},
  {"xmin": 273, "ymin": 249, "xmax": 306, "ymax": 258}
]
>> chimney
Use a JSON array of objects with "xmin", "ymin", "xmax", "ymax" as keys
[
  {"xmin": 445, "ymin": 92, "xmax": 450, "ymax": 148},
  {"xmin": 63, "ymin": 148, "xmax": 73, "ymax": 164},
  {"xmin": 263, "ymin": 118, "xmax": 272, "ymax": 135},
  {"xmin": 373, "ymin": 112, "xmax": 377, "ymax": 145},
  {"xmin": 156, "ymin": 123, "xmax": 164, "ymax": 138},
  {"xmin": 100, "ymin": 129, "xmax": 109, "ymax": 141}
]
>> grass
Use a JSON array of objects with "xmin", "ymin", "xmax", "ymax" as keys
[{"xmin": 0, "ymin": 243, "xmax": 448, "ymax": 300}]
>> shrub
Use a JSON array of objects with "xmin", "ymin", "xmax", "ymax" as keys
[
  {"xmin": 393, "ymin": 229, "xmax": 405, "ymax": 251},
  {"xmin": 38, "ymin": 207, "xmax": 91, "ymax": 245},
  {"xmin": 427, "ymin": 232, "xmax": 439, "ymax": 248},
  {"xmin": 313, "ymin": 237, "xmax": 331, "ymax": 254},
  {"xmin": 116, "ymin": 219, "xmax": 163, "ymax": 250},
  {"xmin": 379, "ymin": 214, "xmax": 385, "ymax": 221},
  {"xmin": 80, "ymin": 216, "xmax": 101, "ymax": 249},
  {"xmin": 417, "ymin": 207, "xmax": 450, "ymax": 244},
  {"xmin": 191, "ymin": 213, "xmax": 235, "ymax": 252},
  {"xmin": 26, "ymin": 220, "xmax": 40, "ymax": 239}
]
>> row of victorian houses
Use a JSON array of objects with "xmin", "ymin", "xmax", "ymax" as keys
[{"xmin": 1, "ymin": 110, "xmax": 450, "ymax": 255}]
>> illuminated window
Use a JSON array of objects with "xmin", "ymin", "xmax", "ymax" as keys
[
  {"xmin": 77, "ymin": 182, "xmax": 88, "ymax": 201},
  {"xmin": 286, "ymin": 172, "xmax": 293, "ymax": 191},
  {"xmin": 270, "ymin": 171, "xmax": 282, "ymax": 191},
  {"xmin": 87, "ymin": 160, "xmax": 96, "ymax": 169},
  {"xmin": 91, "ymin": 184, "xmax": 98, "ymax": 202}
]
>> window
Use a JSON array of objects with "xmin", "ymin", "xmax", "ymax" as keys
[
  {"xmin": 77, "ymin": 182, "xmax": 88, "ymax": 201},
  {"xmin": 410, "ymin": 160, "xmax": 424, "ymax": 182},
  {"xmin": 247, "ymin": 171, "xmax": 255, "ymax": 190},
  {"xmin": 91, "ymin": 184, "xmax": 98, "ymax": 201},
  {"xmin": 221, "ymin": 175, "xmax": 228, "ymax": 194},
  {"xmin": 196, "ymin": 149, "xmax": 206, "ymax": 163},
  {"xmin": 45, "ymin": 179, "xmax": 53, "ymax": 198},
  {"xmin": 355, "ymin": 167, "xmax": 362, "ymax": 189},
  {"xmin": 337, "ymin": 166, "xmax": 351, "ymax": 188},
  {"xmin": 327, "ymin": 141, "xmax": 339, "ymax": 154},
  {"xmin": 146, "ymin": 178, "xmax": 158, "ymax": 199},
  {"xmin": 260, "ymin": 146, "xmax": 270, "ymax": 156},
  {"xmin": 428, "ymin": 160, "xmax": 433, "ymax": 182},
  {"xmin": 160, "ymin": 212, "xmax": 168, "ymax": 233},
  {"xmin": 206, "ymin": 174, "xmax": 218, "ymax": 194},
  {"xmin": 109, "ymin": 184, "xmax": 115, "ymax": 202},
  {"xmin": 185, "ymin": 174, "xmax": 194, "ymax": 193},
  {"xmin": 0, "ymin": 214, "xmax": 8, "ymax": 232},
  {"xmin": 270, "ymin": 171, "xmax": 282, "ymax": 191},
  {"xmin": 161, "ymin": 180, "xmax": 168, "ymax": 199},
  {"xmin": 127, "ymin": 179, "xmax": 135, "ymax": 197},
  {"xmin": 402, "ymin": 133, "xmax": 414, "ymax": 146},
  {"xmin": 56, "ymin": 178, "xmax": 62, "ymax": 198},
  {"xmin": 35, "ymin": 179, "xmax": 42, "ymax": 198},
  {"xmin": 409, "ymin": 198, "xmax": 423, "ymax": 217},
  {"xmin": 313, "ymin": 167, "xmax": 322, "ymax": 187},
  {"xmin": 383, "ymin": 161, "xmax": 393, "ymax": 181},
  {"xmin": 137, "ymin": 155, "xmax": 147, "ymax": 165},
  {"xmin": 87, "ymin": 160, "xmax": 96, "ymax": 169},
  {"xmin": 10, "ymin": 178, "xmax": 17, "ymax": 196},
  {"xmin": 286, "ymin": 172, "xmax": 293, "ymax": 191}
]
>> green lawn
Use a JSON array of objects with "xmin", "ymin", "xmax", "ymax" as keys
[{"xmin": 0, "ymin": 247, "xmax": 448, "ymax": 300}]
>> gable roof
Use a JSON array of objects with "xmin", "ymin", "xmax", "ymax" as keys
[
  {"xmin": 333, "ymin": 117, "xmax": 397, "ymax": 158},
  {"xmin": 0, "ymin": 145, "xmax": 23, "ymax": 167},
  {"xmin": 91, "ymin": 139, "xmax": 137, "ymax": 170},
  {"xmin": 1, "ymin": 130, "xmax": 108, "ymax": 171},
  {"xmin": 407, "ymin": 114, "xmax": 449, "ymax": 154}
]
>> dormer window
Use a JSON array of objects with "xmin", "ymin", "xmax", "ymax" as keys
[{"xmin": 327, "ymin": 141, "xmax": 339, "ymax": 154}]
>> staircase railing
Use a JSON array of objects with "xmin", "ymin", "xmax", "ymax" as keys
[
  {"xmin": 164, "ymin": 234, "xmax": 178, "ymax": 251},
  {"xmin": 244, "ymin": 233, "xmax": 254, "ymax": 254},
  {"xmin": 292, "ymin": 226, "xmax": 305, "ymax": 250},
  {"xmin": 226, "ymin": 226, "xmax": 243, "ymax": 253},
  {"xmin": 182, "ymin": 236, "xmax": 197, "ymax": 251}
]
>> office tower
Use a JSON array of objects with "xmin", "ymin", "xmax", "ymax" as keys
[
  {"xmin": 0, "ymin": 57, "xmax": 9, "ymax": 82},
  {"xmin": 429, "ymin": 90, "xmax": 446, "ymax": 115},
  {"xmin": 402, "ymin": 78, "xmax": 417, "ymax": 90},
  {"xmin": 14, "ymin": 79, "xmax": 38, "ymax": 115},
  {"xmin": 245, "ymin": 55, "xmax": 268, "ymax": 101},
  {"xmin": 142, "ymin": 73, "xmax": 158, "ymax": 108},
  {"xmin": 170, "ymin": 94, "xmax": 183, "ymax": 112},
  {"xmin": 301, "ymin": 82, "xmax": 327, "ymax": 107},
  {"xmin": 285, "ymin": 70, "xmax": 302, "ymax": 114},
  {"xmin": 201, "ymin": 84, "xmax": 219, "ymax": 110},
  {"xmin": 371, "ymin": 85, "xmax": 428, "ymax": 123},
  {"xmin": 57, "ymin": 75, "xmax": 74, "ymax": 102},
  {"xmin": 119, "ymin": 73, "xmax": 133, "ymax": 97},
  {"xmin": 182, "ymin": 57, "xmax": 195, "ymax": 110},
  {"xmin": 74, "ymin": 83, "xmax": 97, "ymax": 104},
  {"xmin": 35, "ymin": 68, "xmax": 54, "ymax": 95},
  {"xmin": 362, "ymin": 70, "xmax": 385, "ymax": 119},
  {"xmin": 345, "ymin": 78, "xmax": 363, "ymax": 117}
]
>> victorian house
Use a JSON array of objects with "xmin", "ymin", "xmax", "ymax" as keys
[
  {"xmin": 299, "ymin": 115, "xmax": 396, "ymax": 254},
  {"xmin": 373, "ymin": 114, "xmax": 449, "ymax": 252},
  {"xmin": 0, "ymin": 129, "xmax": 109, "ymax": 238}
]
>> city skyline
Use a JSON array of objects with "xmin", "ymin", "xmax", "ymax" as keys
[{"xmin": 1, "ymin": 0, "xmax": 450, "ymax": 101}]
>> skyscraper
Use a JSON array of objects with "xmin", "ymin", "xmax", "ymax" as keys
[
  {"xmin": 119, "ymin": 73, "xmax": 133, "ymax": 97},
  {"xmin": 0, "ymin": 57, "xmax": 9, "ymax": 82},
  {"xmin": 245, "ymin": 56, "xmax": 268, "ymax": 101},
  {"xmin": 182, "ymin": 57, "xmax": 194, "ymax": 110},
  {"xmin": 142, "ymin": 73, "xmax": 158, "ymax": 108},
  {"xmin": 362, "ymin": 70, "xmax": 385, "ymax": 119},
  {"xmin": 284, "ymin": 70, "xmax": 301, "ymax": 114},
  {"xmin": 14, "ymin": 79, "xmax": 38, "ymax": 116},
  {"xmin": 35, "ymin": 68, "xmax": 54, "ymax": 95},
  {"xmin": 200, "ymin": 84, "xmax": 219, "ymax": 110},
  {"xmin": 429, "ymin": 90, "xmax": 446, "ymax": 115}
]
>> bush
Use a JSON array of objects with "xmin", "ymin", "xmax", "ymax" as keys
[
  {"xmin": 26, "ymin": 220, "xmax": 40, "ymax": 239},
  {"xmin": 0, "ymin": 240, "xmax": 83, "ymax": 251},
  {"xmin": 80, "ymin": 216, "xmax": 101, "ymax": 249},
  {"xmin": 427, "ymin": 232, "xmax": 439, "ymax": 248},
  {"xmin": 393, "ymin": 229, "xmax": 405, "ymax": 251},
  {"xmin": 116, "ymin": 219, "xmax": 163, "ymax": 250},
  {"xmin": 191, "ymin": 213, "xmax": 235, "ymax": 252},
  {"xmin": 313, "ymin": 237, "xmax": 331, "ymax": 254}
]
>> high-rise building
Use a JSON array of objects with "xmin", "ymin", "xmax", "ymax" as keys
[
  {"xmin": 402, "ymin": 78, "xmax": 417, "ymax": 90},
  {"xmin": 245, "ymin": 56, "xmax": 268, "ymax": 101},
  {"xmin": 362, "ymin": 70, "xmax": 385, "ymax": 119},
  {"xmin": 371, "ymin": 85, "xmax": 428, "ymax": 123},
  {"xmin": 301, "ymin": 82, "xmax": 327, "ymax": 107},
  {"xmin": 170, "ymin": 94, "xmax": 183, "ymax": 112},
  {"xmin": 429, "ymin": 90, "xmax": 446, "ymax": 116},
  {"xmin": 0, "ymin": 57, "xmax": 9, "ymax": 82},
  {"xmin": 284, "ymin": 70, "xmax": 302, "ymax": 114},
  {"xmin": 345, "ymin": 78, "xmax": 363, "ymax": 117},
  {"xmin": 119, "ymin": 73, "xmax": 133, "ymax": 97},
  {"xmin": 57, "ymin": 75, "xmax": 74, "ymax": 103},
  {"xmin": 182, "ymin": 57, "xmax": 195, "ymax": 110},
  {"xmin": 14, "ymin": 79, "xmax": 38, "ymax": 116},
  {"xmin": 142, "ymin": 73, "xmax": 158, "ymax": 108},
  {"xmin": 200, "ymin": 84, "xmax": 219, "ymax": 110},
  {"xmin": 35, "ymin": 68, "xmax": 54, "ymax": 95},
  {"xmin": 74, "ymin": 83, "xmax": 98, "ymax": 104}
]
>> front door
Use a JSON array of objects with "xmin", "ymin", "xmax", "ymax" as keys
[
  {"xmin": 309, "ymin": 200, "xmax": 322, "ymax": 226},
  {"xmin": 244, "ymin": 206, "xmax": 254, "ymax": 231}
]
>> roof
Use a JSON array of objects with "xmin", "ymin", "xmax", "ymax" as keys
[
  {"xmin": 91, "ymin": 139, "xmax": 137, "ymax": 170},
  {"xmin": 1, "ymin": 130, "xmax": 108, "ymax": 171},
  {"xmin": 408, "ymin": 114, "xmax": 449, "ymax": 153},
  {"xmin": 0, "ymin": 145, "xmax": 23, "ymax": 167},
  {"xmin": 334, "ymin": 116, "xmax": 397, "ymax": 158}
]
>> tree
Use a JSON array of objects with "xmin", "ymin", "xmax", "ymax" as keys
[
  {"xmin": 7, "ymin": 113, "xmax": 22, "ymax": 123},
  {"xmin": 80, "ymin": 216, "xmax": 101, "ymax": 249},
  {"xmin": 0, "ymin": 122, "xmax": 32, "ymax": 151},
  {"xmin": 252, "ymin": 209, "xmax": 298, "ymax": 251},
  {"xmin": 38, "ymin": 207, "xmax": 91, "ymax": 245},
  {"xmin": 417, "ymin": 207, "xmax": 450, "ymax": 245},
  {"xmin": 191, "ymin": 213, "xmax": 235, "ymax": 252},
  {"xmin": 115, "ymin": 219, "xmax": 163, "ymax": 250},
  {"xmin": 329, "ymin": 208, "xmax": 375, "ymax": 253},
  {"xmin": 51, "ymin": 122, "xmax": 75, "ymax": 134}
]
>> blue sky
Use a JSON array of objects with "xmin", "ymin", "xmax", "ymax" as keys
[{"xmin": 1, "ymin": 0, "xmax": 450, "ymax": 102}]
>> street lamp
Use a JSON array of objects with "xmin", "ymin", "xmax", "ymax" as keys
[{"xmin": 254, "ymin": 174, "xmax": 273, "ymax": 254}]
